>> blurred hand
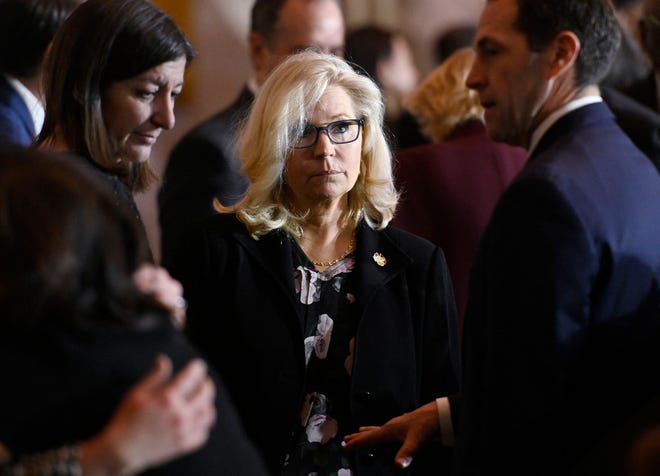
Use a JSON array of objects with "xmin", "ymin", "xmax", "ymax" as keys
[
  {"xmin": 342, "ymin": 400, "xmax": 441, "ymax": 469},
  {"xmin": 132, "ymin": 264, "xmax": 186, "ymax": 329},
  {"xmin": 82, "ymin": 355, "xmax": 216, "ymax": 475}
]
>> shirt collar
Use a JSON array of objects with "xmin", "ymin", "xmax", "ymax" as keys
[
  {"xmin": 4, "ymin": 75, "xmax": 44, "ymax": 135},
  {"xmin": 528, "ymin": 95, "xmax": 602, "ymax": 155}
]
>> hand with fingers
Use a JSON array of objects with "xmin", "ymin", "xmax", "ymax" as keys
[
  {"xmin": 132, "ymin": 264, "xmax": 187, "ymax": 329},
  {"xmin": 81, "ymin": 355, "xmax": 216, "ymax": 475},
  {"xmin": 342, "ymin": 400, "xmax": 442, "ymax": 470}
]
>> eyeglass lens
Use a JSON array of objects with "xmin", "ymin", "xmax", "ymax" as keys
[{"xmin": 294, "ymin": 119, "xmax": 362, "ymax": 149}]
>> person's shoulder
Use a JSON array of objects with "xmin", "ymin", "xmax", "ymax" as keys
[
  {"xmin": 383, "ymin": 225, "xmax": 439, "ymax": 256},
  {"xmin": 395, "ymin": 142, "xmax": 442, "ymax": 162},
  {"xmin": 602, "ymin": 86, "xmax": 660, "ymax": 124}
]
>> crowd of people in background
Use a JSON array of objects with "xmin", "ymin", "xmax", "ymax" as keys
[{"xmin": 1, "ymin": 0, "xmax": 660, "ymax": 475}]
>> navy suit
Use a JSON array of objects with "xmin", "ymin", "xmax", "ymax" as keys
[
  {"xmin": 158, "ymin": 87, "xmax": 253, "ymax": 263},
  {"xmin": 0, "ymin": 76, "xmax": 35, "ymax": 148},
  {"xmin": 165, "ymin": 214, "xmax": 460, "ymax": 475},
  {"xmin": 453, "ymin": 102, "xmax": 660, "ymax": 475}
]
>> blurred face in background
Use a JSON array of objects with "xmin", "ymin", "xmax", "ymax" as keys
[
  {"xmin": 102, "ymin": 57, "xmax": 185, "ymax": 163},
  {"xmin": 378, "ymin": 35, "xmax": 419, "ymax": 96},
  {"xmin": 251, "ymin": 0, "xmax": 345, "ymax": 86}
]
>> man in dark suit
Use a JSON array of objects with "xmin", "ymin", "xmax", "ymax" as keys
[
  {"xmin": 0, "ymin": 0, "xmax": 80, "ymax": 148},
  {"xmin": 158, "ymin": 0, "xmax": 345, "ymax": 264},
  {"xmin": 343, "ymin": 0, "xmax": 660, "ymax": 474}
]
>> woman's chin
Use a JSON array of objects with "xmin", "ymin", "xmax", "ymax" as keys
[{"xmin": 117, "ymin": 145, "xmax": 153, "ymax": 164}]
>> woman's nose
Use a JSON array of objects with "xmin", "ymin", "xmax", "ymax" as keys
[
  {"xmin": 313, "ymin": 129, "xmax": 335, "ymax": 158},
  {"xmin": 153, "ymin": 95, "xmax": 176, "ymax": 130}
]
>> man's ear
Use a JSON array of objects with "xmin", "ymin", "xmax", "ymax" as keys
[
  {"xmin": 249, "ymin": 31, "xmax": 268, "ymax": 71},
  {"xmin": 547, "ymin": 31, "xmax": 580, "ymax": 79}
]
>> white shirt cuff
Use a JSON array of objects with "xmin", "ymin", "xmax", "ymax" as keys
[{"xmin": 435, "ymin": 396, "xmax": 455, "ymax": 446}]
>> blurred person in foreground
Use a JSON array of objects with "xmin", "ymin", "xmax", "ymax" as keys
[
  {"xmin": 0, "ymin": 149, "xmax": 268, "ymax": 475},
  {"xmin": 167, "ymin": 50, "xmax": 460, "ymax": 475},
  {"xmin": 158, "ymin": 0, "xmax": 345, "ymax": 265},
  {"xmin": 343, "ymin": 0, "xmax": 660, "ymax": 474},
  {"xmin": 392, "ymin": 47, "xmax": 527, "ymax": 332}
]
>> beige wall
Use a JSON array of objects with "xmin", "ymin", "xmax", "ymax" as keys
[{"xmin": 142, "ymin": 0, "xmax": 483, "ymax": 262}]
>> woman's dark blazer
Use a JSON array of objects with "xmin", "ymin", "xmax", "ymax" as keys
[
  {"xmin": 0, "ymin": 318, "xmax": 269, "ymax": 475},
  {"xmin": 165, "ymin": 213, "xmax": 461, "ymax": 475}
]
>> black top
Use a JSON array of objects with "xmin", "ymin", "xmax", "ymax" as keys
[{"xmin": 0, "ymin": 316, "xmax": 269, "ymax": 475}]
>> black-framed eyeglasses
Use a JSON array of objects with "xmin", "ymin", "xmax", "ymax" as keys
[{"xmin": 291, "ymin": 118, "xmax": 364, "ymax": 149}]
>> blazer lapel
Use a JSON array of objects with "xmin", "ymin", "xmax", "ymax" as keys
[
  {"xmin": 235, "ymin": 229, "xmax": 302, "ymax": 327},
  {"xmin": 353, "ymin": 223, "xmax": 412, "ymax": 320}
]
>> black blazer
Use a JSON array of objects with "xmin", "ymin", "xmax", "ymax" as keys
[
  {"xmin": 158, "ymin": 87, "xmax": 253, "ymax": 264},
  {"xmin": 165, "ymin": 214, "xmax": 461, "ymax": 475}
]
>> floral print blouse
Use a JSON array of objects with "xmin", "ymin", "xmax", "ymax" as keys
[{"xmin": 281, "ymin": 238, "xmax": 358, "ymax": 476}]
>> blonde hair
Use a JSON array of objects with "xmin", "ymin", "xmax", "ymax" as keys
[
  {"xmin": 216, "ymin": 50, "xmax": 398, "ymax": 238},
  {"xmin": 404, "ymin": 47, "xmax": 483, "ymax": 143}
]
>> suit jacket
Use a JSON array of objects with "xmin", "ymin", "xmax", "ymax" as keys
[
  {"xmin": 158, "ymin": 87, "xmax": 253, "ymax": 264},
  {"xmin": 0, "ymin": 76, "xmax": 35, "ymax": 148},
  {"xmin": 0, "ymin": 318, "xmax": 269, "ymax": 475},
  {"xmin": 165, "ymin": 214, "xmax": 461, "ymax": 475},
  {"xmin": 392, "ymin": 120, "xmax": 527, "ymax": 330},
  {"xmin": 601, "ymin": 85, "xmax": 660, "ymax": 174},
  {"xmin": 453, "ymin": 102, "xmax": 660, "ymax": 475}
]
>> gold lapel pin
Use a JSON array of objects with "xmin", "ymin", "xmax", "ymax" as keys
[{"xmin": 373, "ymin": 252, "xmax": 386, "ymax": 267}]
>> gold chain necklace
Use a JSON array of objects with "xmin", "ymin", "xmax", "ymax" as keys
[{"xmin": 311, "ymin": 236, "xmax": 356, "ymax": 268}]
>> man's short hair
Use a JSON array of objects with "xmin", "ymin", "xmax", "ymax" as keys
[
  {"xmin": 0, "ymin": 0, "xmax": 79, "ymax": 77},
  {"xmin": 250, "ymin": 0, "xmax": 342, "ymax": 46},
  {"xmin": 514, "ymin": 0, "xmax": 621, "ymax": 88}
]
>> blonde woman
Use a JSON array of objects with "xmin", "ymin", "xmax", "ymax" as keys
[{"xmin": 165, "ymin": 50, "xmax": 460, "ymax": 475}]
